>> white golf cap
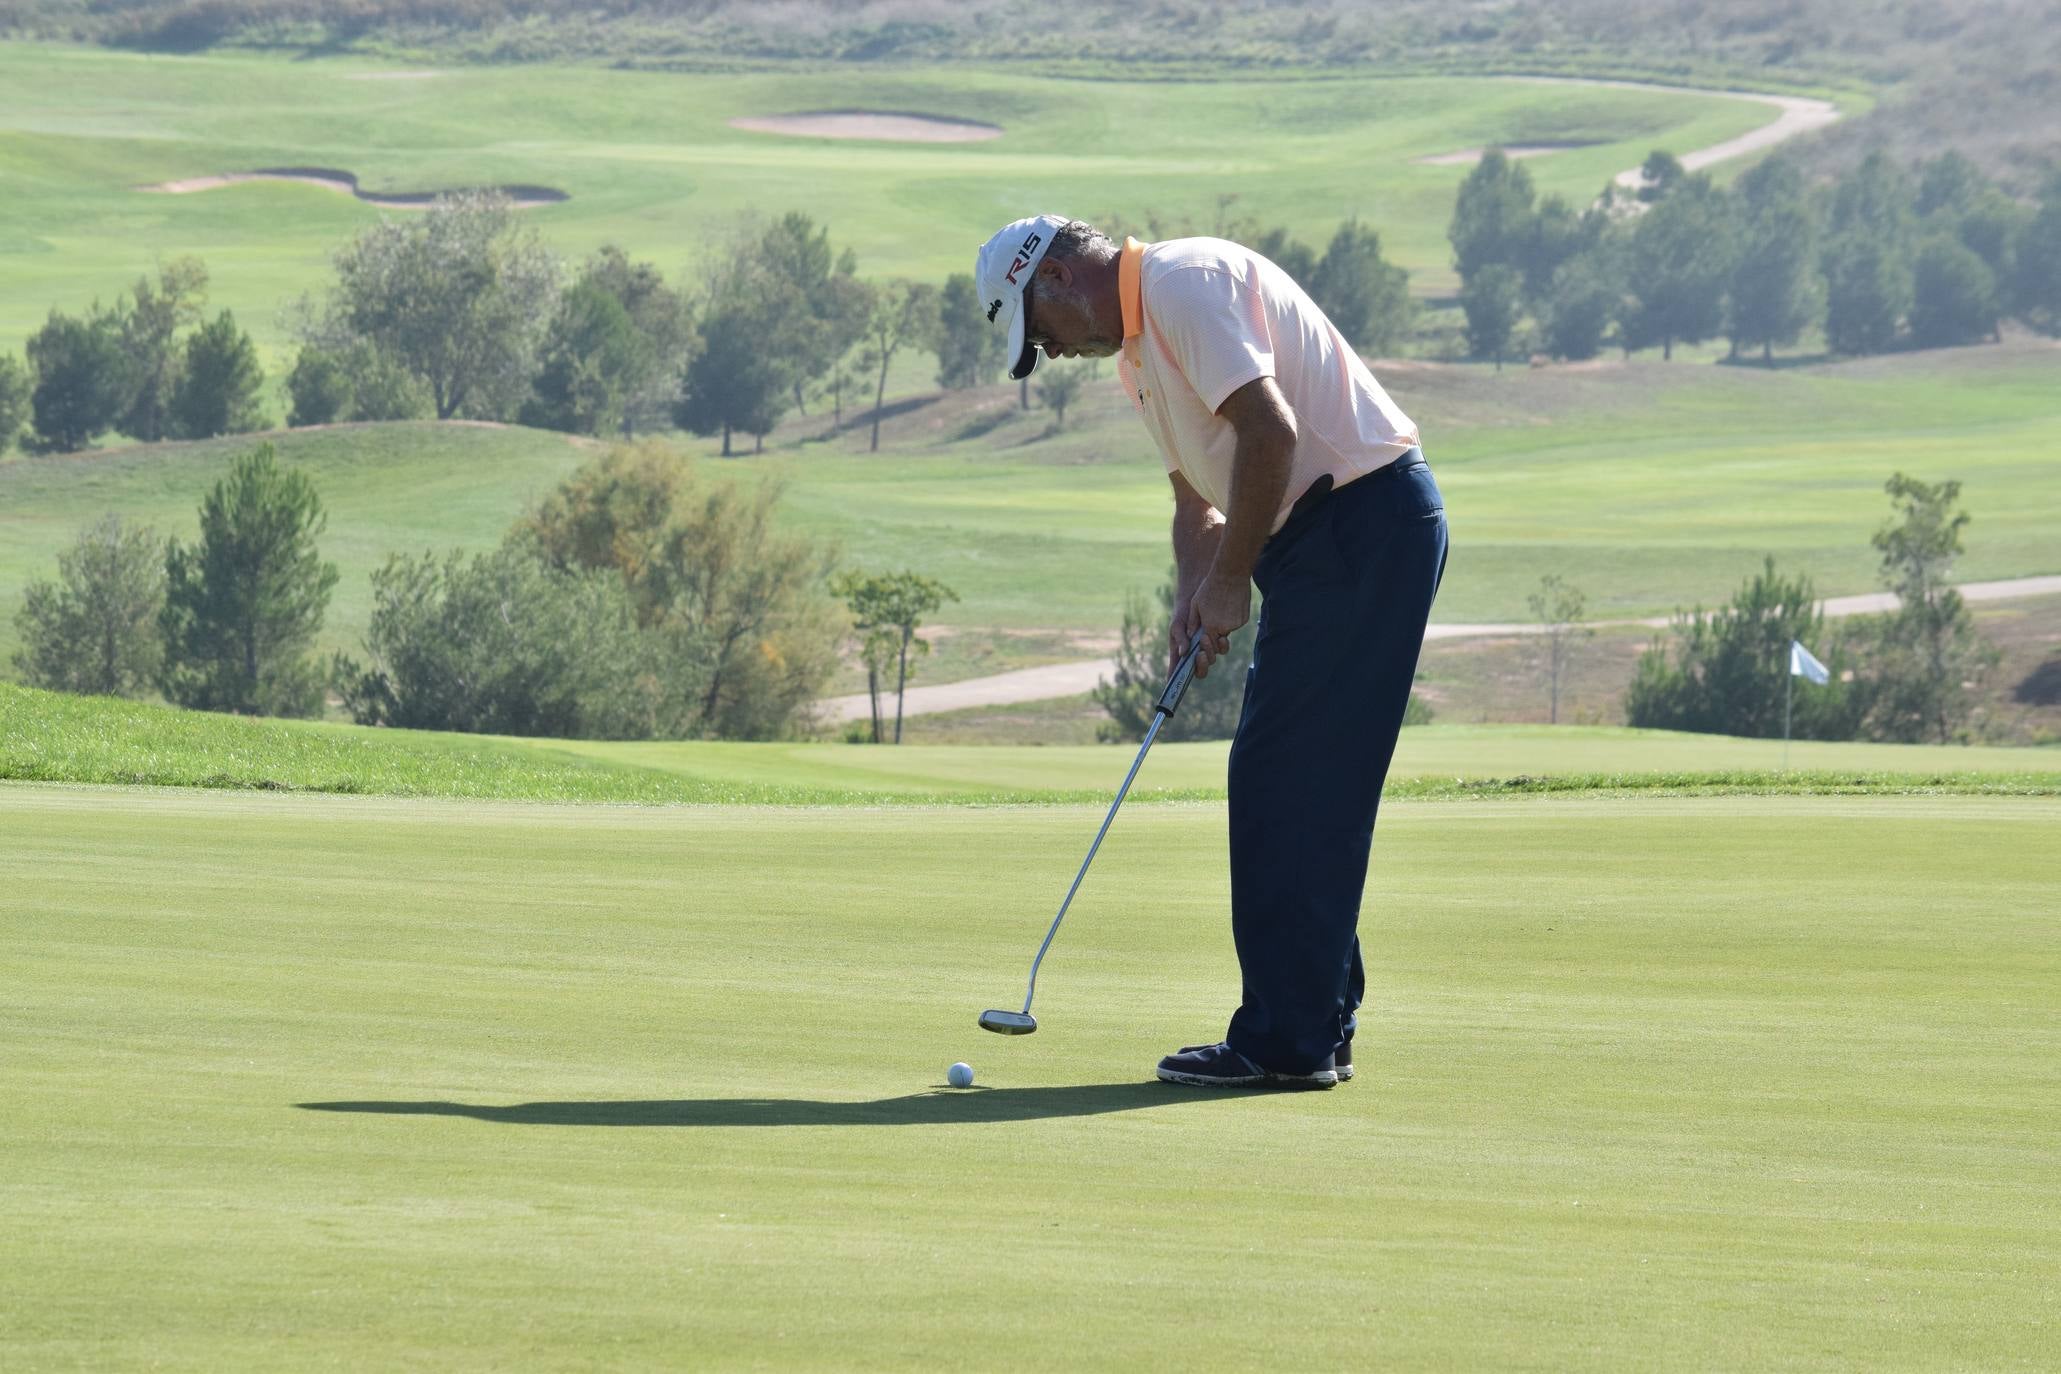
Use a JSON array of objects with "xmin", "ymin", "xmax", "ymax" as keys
[{"xmin": 976, "ymin": 214, "xmax": 1068, "ymax": 381}]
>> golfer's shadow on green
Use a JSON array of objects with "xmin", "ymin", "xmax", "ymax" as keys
[{"xmin": 298, "ymin": 1083, "xmax": 1219, "ymax": 1127}]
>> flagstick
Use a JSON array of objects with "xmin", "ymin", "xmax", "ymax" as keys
[{"xmin": 1783, "ymin": 657, "xmax": 1793, "ymax": 771}]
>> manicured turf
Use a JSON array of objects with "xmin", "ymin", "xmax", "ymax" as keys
[
  {"xmin": 4, "ymin": 782, "xmax": 2055, "ymax": 1368},
  {"xmin": 6, "ymin": 683, "xmax": 2057, "ymax": 804},
  {"xmin": 0, "ymin": 44, "xmax": 1782, "ymax": 356}
]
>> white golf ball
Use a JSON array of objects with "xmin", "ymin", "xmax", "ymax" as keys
[{"xmin": 947, "ymin": 1061, "xmax": 975, "ymax": 1088}]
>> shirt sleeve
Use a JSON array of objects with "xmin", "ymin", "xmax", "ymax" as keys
[{"xmin": 1150, "ymin": 264, "xmax": 1276, "ymax": 414}]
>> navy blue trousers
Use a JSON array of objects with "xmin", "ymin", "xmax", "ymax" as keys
[{"xmin": 1223, "ymin": 454, "xmax": 1447, "ymax": 1074}]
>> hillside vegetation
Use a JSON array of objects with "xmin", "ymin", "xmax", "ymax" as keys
[{"xmin": 6, "ymin": 341, "xmax": 2058, "ymax": 679}]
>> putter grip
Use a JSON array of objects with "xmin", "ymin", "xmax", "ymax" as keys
[{"xmin": 1157, "ymin": 631, "xmax": 1208, "ymax": 717}]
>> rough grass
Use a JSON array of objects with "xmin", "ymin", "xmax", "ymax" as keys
[
  {"xmin": 5, "ymin": 782, "xmax": 2058, "ymax": 1368},
  {"xmin": 7, "ymin": 684, "xmax": 2057, "ymax": 805}
]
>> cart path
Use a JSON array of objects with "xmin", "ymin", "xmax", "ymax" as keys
[{"xmin": 817, "ymin": 575, "xmax": 2061, "ymax": 723}]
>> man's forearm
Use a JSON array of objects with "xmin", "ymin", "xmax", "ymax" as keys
[
  {"xmin": 1209, "ymin": 423, "xmax": 1295, "ymax": 583},
  {"xmin": 1171, "ymin": 499, "xmax": 1222, "ymax": 600}
]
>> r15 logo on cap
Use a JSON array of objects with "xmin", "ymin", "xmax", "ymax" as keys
[{"xmin": 1004, "ymin": 232, "xmax": 1043, "ymax": 286}]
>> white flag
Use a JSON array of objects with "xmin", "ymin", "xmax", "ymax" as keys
[{"xmin": 1790, "ymin": 639, "xmax": 1830, "ymax": 685}]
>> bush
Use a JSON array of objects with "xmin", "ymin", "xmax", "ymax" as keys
[
  {"xmin": 521, "ymin": 442, "xmax": 843, "ymax": 739},
  {"xmin": 0, "ymin": 353, "xmax": 28, "ymax": 454},
  {"xmin": 159, "ymin": 444, "xmax": 338, "ymax": 717},
  {"xmin": 168, "ymin": 310, "xmax": 267, "ymax": 438},
  {"xmin": 1092, "ymin": 572, "xmax": 1257, "ymax": 742},
  {"xmin": 286, "ymin": 347, "xmax": 354, "ymax": 427},
  {"xmin": 1910, "ymin": 236, "xmax": 1999, "ymax": 347},
  {"xmin": 334, "ymin": 542, "xmax": 694, "ymax": 738},
  {"xmin": 26, "ymin": 309, "xmax": 127, "ymax": 453},
  {"xmin": 1625, "ymin": 558, "xmax": 1865, "ymax": 739},
  {"xmin": 11, "ymin": 514, "xmax": 166, "ymax": 696}
]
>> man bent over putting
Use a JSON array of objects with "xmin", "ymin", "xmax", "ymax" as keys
[{"xmin": 974, "ymin": 215, "xmax": 1448, "ymax": 1090}]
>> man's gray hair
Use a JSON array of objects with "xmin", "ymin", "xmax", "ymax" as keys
[{"xmin": 1049, "ymin": 220, "xmax": 1118, "ymax": 261}]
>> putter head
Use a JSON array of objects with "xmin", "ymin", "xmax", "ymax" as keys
[{"xmin": 978, "ymin": 1009, "xmax": 1038, "ymax": 1035}]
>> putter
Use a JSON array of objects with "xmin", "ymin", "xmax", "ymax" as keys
[{"xmin": 979, "ymin": 628, "xmax": 1212, "ymax": 1035}]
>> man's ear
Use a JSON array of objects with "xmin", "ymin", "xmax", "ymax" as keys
[{"xmin": 1037, "ymin": 257, "xmax": 1074, "ymax": 290}]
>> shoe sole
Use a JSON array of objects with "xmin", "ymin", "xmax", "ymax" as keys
[
  {"xmin": 1173, "ymin": 1046, "xmax": 1353, "ymax": 1083},
  {"xmin": 1157, "ymin": 1066, "xmax": 1338, "ymax": 1090}
]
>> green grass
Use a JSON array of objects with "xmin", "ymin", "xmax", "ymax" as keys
[
  {"xmin": 5, "ymin": 344, "xmax": 2058, "ymax": 678},
  {"xmin": 4, "ymin": 781, "xmax": 2057, "ymax": 1368},
  {"xmin": 7, "ymin": 683, "xmax": 2057, "ymax": 804},
  {"xmin": 0, "ymin": 44, "xmax": 1787, "ymax": 357}
]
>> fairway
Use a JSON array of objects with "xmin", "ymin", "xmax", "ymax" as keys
[
  {"xmin": 0, "ymin": 44, "xmax": 1787, "ymax": 357},
  {"xmin": 3, "ymin": 782, "xmax": 2055, "ymax": 1368}
]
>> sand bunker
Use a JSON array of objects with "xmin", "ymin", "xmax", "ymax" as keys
[
  {"xmin": 137, "ymin": 168, "xmax": 567, "ymax": 209},
  {"xmin": 1414, "ymin": 143, "xmax": 1592, "ymax": 167},
  {"xmin": 729, "ymin": 111, "xmax": 1002, "ymax": 143}
]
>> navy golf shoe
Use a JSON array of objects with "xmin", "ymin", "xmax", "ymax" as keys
[
  {"xmin": 1171, "ymin": 1040, "xmax": 1353, "ymax": 1083},
  {"xmin": 1157, "ymin": 1042, "xmax": 1338, "ymax": 1090}
]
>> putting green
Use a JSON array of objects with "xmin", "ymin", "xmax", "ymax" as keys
[{"xmin": 3, "ymin": 783, "xmax": 2055, "ymax": 1368}]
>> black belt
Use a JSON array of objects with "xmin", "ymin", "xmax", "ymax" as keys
[{"xmin": 1284, "ymin": 447, "xmax": 1426, "ymax": 525}]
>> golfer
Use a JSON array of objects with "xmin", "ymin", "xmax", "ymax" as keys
[{"xmin": 975, "ymin": 216, "xmax": 1447, "ymax": 1089}]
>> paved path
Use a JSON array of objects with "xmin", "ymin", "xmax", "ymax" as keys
[{"xmin": 818, "ymin": 576, "xmax": 2061, "ymax": 723}]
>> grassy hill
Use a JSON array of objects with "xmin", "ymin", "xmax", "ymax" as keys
[
  {"xmin": 0, "ymin": 44, "xmax": 1787, "ymax": 358},
  {"xmin": 5, "ymin": 340, "xmax": 2058, "ymax": 683}
]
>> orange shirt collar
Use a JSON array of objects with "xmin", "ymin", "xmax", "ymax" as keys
[{"xmin": 1119, "ymin": 236, "xmax": 1146, "ymax": 367}]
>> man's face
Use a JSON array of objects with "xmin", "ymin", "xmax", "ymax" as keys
[{"xmin": 1025, "ymin": 264, "xmax": 1120, "ymax": 362}]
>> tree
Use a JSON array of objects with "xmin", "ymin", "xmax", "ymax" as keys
[
  {"xmin": 933, "ymin": 272, "xmax": 1007, "ymax": 389},
  {"xmin": 334, "ymin": 543, "xmax": 684, "ymax": 739},
  {"xmin": 1252, "ymin": 227, "xmax": 1318, "ymax": 290},
  {"xmin": 831, "ymin": 570, "xmax": 958, "ymax": 743},
  {"xmin": 1449, "ymin": 150, "xmax": 1537, "ymax": 282},
  {"xmin": 0, "ymin": 353, "xmax": 28, "ymax": 454},
  {"xmin": 1824, "ymin": 234, "xmax": 1912, "ymax": 356},
  {"xmin": 1035, "ymin": 359, "xmax": 1092, "ymax": 431},
  {"xmin": 860, "ymin": 280, "xmax": 939, "ymax": 454},
  {"xmin": 1525, "ymin": 574, "xmax": 1591, "ymax": 724},
  {"xmin": 1625, "ymin": 558, "xmax": 1863, "ymax": 740},
  {"xmin": 1624, "ymin": 175, "xmax": 1736, "ymax": 360},
  {"xmin": 1092, "ymin": 570, "xmax": 1258, "ymax": 743},
  {"xmin": 1540, "ymin": 247, "xmax": 1621, "ymax": 361},
  {"xmin": 1636, "ymin": 149, "xmax": 1687, "ymax": 203},
  {"xmin": 317, "ymin": 190, "xmax": 560, "ymax": 420},
  {"xmin": 114, "ymin": 257, "xmax": 208, "ymax": 443},
  {"xmin": 520, "ymin": 280, "xmax": 648, "ymax": 436},
  {"xmin": 1856, "ymin": 474, "xmax": 1998, "ymax": 743},
  {"xmin": 1829, "ymin": 152, "xmax": 1917, "ymax": 249},
  {"xmin": 677, "ymin": 300, "xmax": 790, "ymax": 456},
  {"xmin": 158, "ymin": 443, "xmax": 338, "ymax": 717},
  {"xmin": 1726, "ymin": 156, "xmax": 1822, "ymax": 363},
  {"xmin": 286, "ymin": 347, "xmax": 354, "ymax": 427},
  {"xmin": 12, "ymin": 514, "xmax": 166, "ymax": 696},
  {"xmin": 1309, "ymin": 219, "xmax": 1414, "ymax": 354},
  {"xmin": 1910, "ymin": 236, "xmax": 2000, "ymax": 348},
  {"xmin": 522, "ymin": 443, "xmax": 842, "ymax": 738},
  {"xmin": 575, "ymin": 245, "xmax": 700, "ymax": 435},
  {"xmin": 755, "ymin": 213, "xmax": 866, "ymax": 413},
  {"xmin": 1518, "ymin": 194, "xmax": 1594, "ymax": 305},
  {"xmin": 1913, "ymin": 151, "xmax": 1989, "ymax": 221},
  {"xmin": 168, "ymin": 310, "xmax": 266, "ymax": 439},
  {"xmin": 26, "ymin": 308, "xmax": 127, "ymax": 452},
  {"xmin": 2011, "ymin": 174, "xmax": 2061, "ymax": 336},
  {"xmin": 1460, "ymin": 264, "xmax": 1522, "ymax": 368}
]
